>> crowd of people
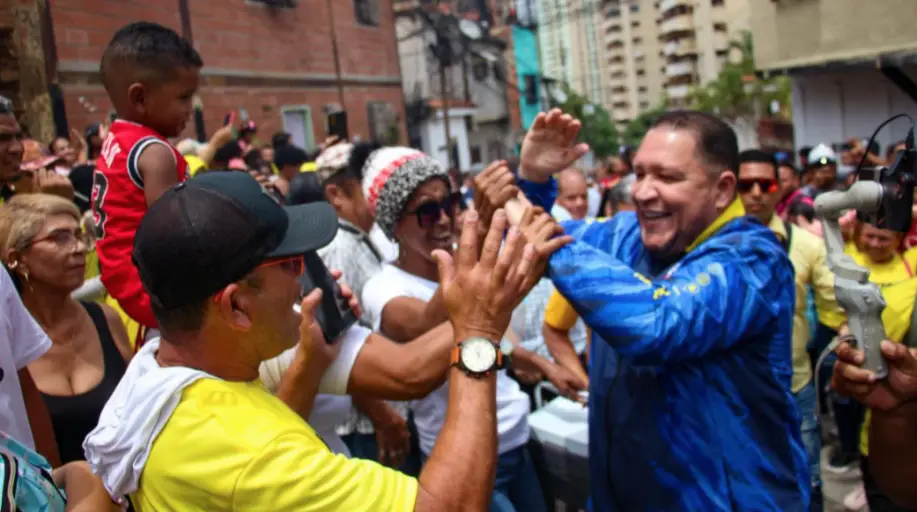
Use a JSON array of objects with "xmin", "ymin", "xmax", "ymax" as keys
[{"xmin": 1, "ymin": 18, "xmax": 917, "ymax": 512}]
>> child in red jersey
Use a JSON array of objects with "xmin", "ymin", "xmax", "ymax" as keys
[{"xmin": 91, "ymin": 22, "xmax": 202, "ymax": 347}]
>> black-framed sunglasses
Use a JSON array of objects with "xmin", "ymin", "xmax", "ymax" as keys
[{"xmin": 406, "ymin": 192, "xmax": 467, "ymax": 229}]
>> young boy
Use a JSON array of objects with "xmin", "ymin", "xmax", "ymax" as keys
[{"xmin": 91, "ymin": 22, "xmax": 202, "ymax": 347}]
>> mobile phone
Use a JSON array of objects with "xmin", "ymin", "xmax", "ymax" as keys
[
  {"xmin": 296, "ymin": 252, "xmax": 357, "ymax": 343},
  {"xmin": 326, "ymin": 111, "xmax": 349, "ymax": 141},
  {"xmin": 223, "ymin": 112, "xmax": 235, "ymax": 126},
  {"xmin": 239, "ymin": 108, "xmax": 249, "ymax": 123},
  {"xmin": 108, "ymin": 110, "xmax": 117, "ymax": 124}
]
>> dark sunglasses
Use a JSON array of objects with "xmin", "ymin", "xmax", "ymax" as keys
[
  {"xmin": 406, "ymin": 193, "xmax": 466, "ymax": 229},
  {"xmin": 736, "ymin": 178, "xmax": 778, "ymax": 194}
]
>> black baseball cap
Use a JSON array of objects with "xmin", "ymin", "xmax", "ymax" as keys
[{"xmin": 133, "ymin": 171, "xmax": 338, "ymax": 310}]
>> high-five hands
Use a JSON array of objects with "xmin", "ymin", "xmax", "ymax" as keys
[
  {"xmin": 519, "ymin": 108, "xmax": 590, "ymax": 183},
  {"xmin": 433, "ymin": 210, "xmax": 564, "ymax": 342}
]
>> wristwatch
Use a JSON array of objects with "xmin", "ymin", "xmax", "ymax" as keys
[{"xmin": 451, "ymin": 337, "xmax": 503, "ymax": 378}]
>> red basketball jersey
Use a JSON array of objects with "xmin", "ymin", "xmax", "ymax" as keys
[{"xmin": 91, "ymin": 120, "xmax": 188, "ymax": 330}]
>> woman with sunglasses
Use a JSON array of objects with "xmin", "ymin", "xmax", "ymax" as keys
[
  {"xmin": 360, "ymin": 148, "xmax": 545, "ymax": 512},
  {"xmin": 0, "ymin": 194, "xmax": 131, "ymax": 463}
]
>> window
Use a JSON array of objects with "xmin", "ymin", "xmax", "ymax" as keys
[
  {"xmin": 280, "ymin": 105, "xmax": 315, "ymax": 151},
  {"xmin": 713, "ymin": 22, "xmax": 727, "ymax": 32},
  {"xmin": 712, "ymin": 0, "xmax": 724, "ymax": 5},
  {"xmin": 367, "ymin": 101, "xmax": 393, "ymax": 143},
  {"xmin": 470, "ymin": 146, "xmax": 482, "ymax": 164},
  {"xmin": 354, "ymin": 0, "xmax": 379, "ymax": 27},
  {"xmin": 630, "ymin": 3, "xmax": 639, "ymax": 12}
]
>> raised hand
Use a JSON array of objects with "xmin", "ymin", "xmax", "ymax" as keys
[
  {"xmin": 433, "ymin": 210, "xmax": 538, "ymax": 342},
  {"xmin": 519, "ymin": 109, "xmax": 590, "ymax": 183},
  {"xmin": 517, "ymin": 206, "xmax": 573, "ymax": 277},
  {"xmin": 832, "ymin": 340, "xmax": 917, "ymax": 412},
  {"xmin": 473, "ymin": 160, "xmax": 518, "ymax": 232}
]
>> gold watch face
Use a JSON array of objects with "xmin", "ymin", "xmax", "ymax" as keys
[{"xmin": 461, "ymin": 338, "xmax": 497, "ymax": 373}]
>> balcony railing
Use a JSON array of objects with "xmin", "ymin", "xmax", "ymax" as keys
[
  {"xmin": 663, "ymin": 39, "xmax": 696, "ymax": 57},
  {"xmin": 659, "ymin": 0, "xmax": 691, "ymax": 15},
  {"xmin": 659, "ymin": 14, "xmax": 692, "ymax": 36},
  {"xmin": 667, "ymin": 84, "xmax": 690, "ymax": 99},
  {"xmin": 666, "ymin": 60, "xmax": 695, "ymax": 78}
]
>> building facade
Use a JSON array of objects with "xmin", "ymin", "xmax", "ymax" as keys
[
  {"xmin": 751, "ymin": 0, "xmax": 917, "ymax": 151},
  {"xmin": 45, "ymin": 0, "xmax": 405, "ymax": 151},
  {"xmin": 599, "ymin": 0, "xmax": 748, "ymax": 127},
  {"xmin": 536, "ymin": 0, "xmax": 606, "ymax": 105},
  {"xmin": 602, "ymin": 0, "xmax": 664, "ymax": 128},
  {"xmin": 396, "ymin": 0, "xmax": 519, "ymax": 170}
]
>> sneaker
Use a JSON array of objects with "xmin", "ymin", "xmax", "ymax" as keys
[
  {"xmin": 824, "ymin": 449, "xmax": 859, "ymax": 475},
  {"xmin": 843, "ymin": 484, "xmax": 866, "ymax": 511}
]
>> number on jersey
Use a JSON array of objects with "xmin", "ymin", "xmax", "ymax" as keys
[{"xmin": 91, "ymin": 172, "xmax": 109, "ymax": 240}]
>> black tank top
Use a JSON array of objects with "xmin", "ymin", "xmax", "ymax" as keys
[{"xmin": 41, "ymin": 302, "xmax": 127, "ymax": 463}]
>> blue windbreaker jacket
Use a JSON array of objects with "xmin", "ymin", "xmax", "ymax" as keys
[{"xmin": 522, "ymin": 178, "xmax": 809, "ymax": 511}]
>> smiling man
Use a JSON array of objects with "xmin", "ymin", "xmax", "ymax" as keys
[{"xmin": 478, "ymin": 109, "xmax": 809, "ymax": 511}]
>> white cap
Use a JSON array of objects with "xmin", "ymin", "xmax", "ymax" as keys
[{"xmin": 807, "ymin": 144, "xmax": 837, "ymax": 166}]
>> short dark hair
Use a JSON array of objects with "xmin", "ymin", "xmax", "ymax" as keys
[
  {"xmin": 737, "ymin": 149, "xmax": 779, "ymax": 181},
  {"xmin": 151, "ymin": 298, "xmax": 208, "ymax": 336},
  {"xmin": 322, "ymin": 141, "xmax": 381, "ymax": 190},
  {"xmin": 273, "ymin": 145, "xmax": 308, "ymax": 168},
  {"xmin": 287, "ymin": 172, "xmax": 326, "ymax": 205},
  {"xmin": 650, "ymin": 110, "xmax": 738, "ymax": 178},
  {"xmin": 271, "ymin": 132, "xmax": 291, "ymax": 149},
  {"xmin": 100, "ymin": 22, "xmax": 203, "ymax": 96},
  {"xmin": 213, "ymin": 141, "xmax": 243, "ymax": 165}
]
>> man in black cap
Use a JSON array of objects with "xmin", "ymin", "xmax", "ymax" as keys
[{"xmin": 83, "ymin": 171, "xmax": 554, "ymax": 511}]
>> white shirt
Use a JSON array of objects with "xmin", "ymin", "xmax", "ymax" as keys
[
  {"xmin": 317, "ymin": 220, "xmax": 407, "ymax": 436},
  {"xmin": 587, "ymin": 185, "xmax": 601, "ymax": 218},
  {"xmin": 0, "ymin": 267, "xmax": 51, "ymax": 449},
  {"xmin": 259, "ymin": 325, "xmax": 373, "ymax": 454},
  {"xmin": 361, "ymin": 264, "xmax": 531, "ymax": 456},
  {"xmin": 510, "ymin": 278, "xmax": 588, "ymax": 359}
]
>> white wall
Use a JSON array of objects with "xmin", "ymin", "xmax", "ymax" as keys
[
  {"xmin": 419, "ymin": 107, "xmax": 475, "ymax": 170},
  {"xmin": 791, "ymin": 68, "xmax": 917, "ymax": 153}
]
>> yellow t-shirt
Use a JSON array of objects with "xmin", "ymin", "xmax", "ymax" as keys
[
  {"xmin": 853, "ymin": 246, "xmax": 917, "ymax": 456},
  {"xmin": 184, "ymin": 155, "xmax": 207, "ymax": 177},
  {"xmin": 132, "ymin": 378, "xmax": 417, "ymax": 511},
  {"xmin": 544, "ymin": 291, "xmax": 579, "ymax": 331}
]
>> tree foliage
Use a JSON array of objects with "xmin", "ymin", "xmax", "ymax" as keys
[
  {"xmin": 552, "ymin": 85, "xmax": 620, "ymax": 158},
  {"xmin": 686, "ymin": 31, "xmax": 791, "ymax": 121},
  {"xmin": 621, "ymin": 102, "xmax": 668, "ymax": 149}
]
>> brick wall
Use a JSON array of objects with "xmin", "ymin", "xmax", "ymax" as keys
[{"xmin": 50, "ymin": 0, "xmax": 406, "ymax": 148}]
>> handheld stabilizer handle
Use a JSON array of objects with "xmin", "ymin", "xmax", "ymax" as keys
[{"xmin": 815, "ymin": 181, "xmax": 889, "ymax": 379}]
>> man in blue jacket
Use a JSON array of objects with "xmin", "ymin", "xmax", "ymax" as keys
[{"xmin": 480, "ymin": 109, "xmax": 809, "ymax": 511}]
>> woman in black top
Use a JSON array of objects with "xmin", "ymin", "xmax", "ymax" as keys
[{"xmin": 0, "ymin": 193, "xmax": 131, "ymax": 463}]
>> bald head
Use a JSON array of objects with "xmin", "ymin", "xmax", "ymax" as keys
[{"xmin": 556, "ymin": 168, "xmax": 589, "ymax": 220}]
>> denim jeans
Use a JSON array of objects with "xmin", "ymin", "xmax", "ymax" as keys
[
  {"xmin": 794, "ymin": 382, "xmax": 823, "ymax": 512},
  {"xmin": 423, "ymin": 445, "xmax": 547, "ymax": 512}
]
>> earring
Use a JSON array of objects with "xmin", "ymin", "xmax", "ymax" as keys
[{"xmin": 19, "ymin": 267, "xmax": 33, "ymax": 291}]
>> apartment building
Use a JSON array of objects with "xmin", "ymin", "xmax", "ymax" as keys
[
  {"xmin": 659, "ymin": 0, "xmax": 748, "ymax": 106},
  {"xmin": 600, "ymin": 0, "xmax": 748, "ymax": 126},
  {"xmin": 603, "ymin": 0, "xmax": 664, "ymax": 127},
  {"xmin": 536, "ymin": 0, "xmax": 606, "ymax": 106}
]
